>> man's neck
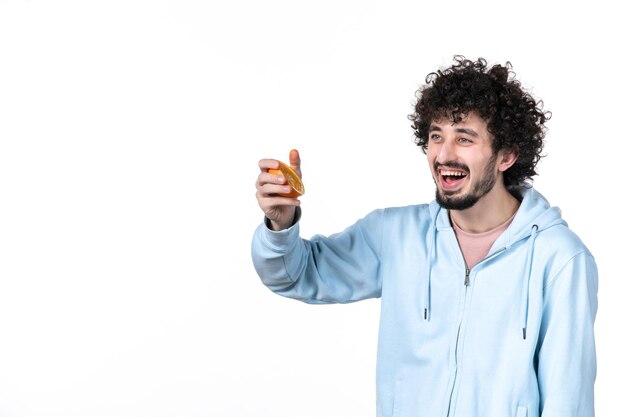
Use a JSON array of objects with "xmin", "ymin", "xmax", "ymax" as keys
[{"xmin": 449, "ymin": 185, "xmax": 521, "ymax": 233}]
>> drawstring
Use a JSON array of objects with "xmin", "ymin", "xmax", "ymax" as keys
[
  {"xmin": 521, "ymin": 224, "xmax": 538, "ymax": 340},
  {"xmin": 423, "ymin": 208, "xmax": 440, "ymax": 321},
  {"xmin": 421, "ymin": 210, "xmax": 539, "ymax": 338}
]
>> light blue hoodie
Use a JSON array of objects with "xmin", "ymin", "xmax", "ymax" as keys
[{"xmin": 251, "ymin": 186, "xmax": 598, "ymax": 417}]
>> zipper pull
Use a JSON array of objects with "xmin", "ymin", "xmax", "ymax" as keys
[{"xmin": 464, "ymin": 268, "xmax": 470, "ymax": 286}]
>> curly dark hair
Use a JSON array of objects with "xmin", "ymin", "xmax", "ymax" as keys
[{"xmin": 408, "ymin": 56, "xmax": 551, "ymax": 186}]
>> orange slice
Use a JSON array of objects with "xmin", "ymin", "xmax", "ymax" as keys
[{"xmin": 268, "ymin": 161, "xmax": 305, "ymax": 198}]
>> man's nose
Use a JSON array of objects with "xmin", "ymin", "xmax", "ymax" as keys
[{"xmin": 436, "ymin": 140, "xmax": 456, "ymax": 163}]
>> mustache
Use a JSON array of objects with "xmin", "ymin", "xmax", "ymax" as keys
[{"xmin": 434, "ymin": 161, "xmax": 469, "ymax": 171}]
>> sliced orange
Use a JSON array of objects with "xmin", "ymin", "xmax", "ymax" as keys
[{"xmin": 268, "ymin": 161, "xmax": 305, "ymax": 198}]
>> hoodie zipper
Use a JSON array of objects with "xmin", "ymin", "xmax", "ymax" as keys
[
  {"xmin": 446, "ymin": 248, "xmax": 507, "ymax": 417},
  {"xmin": 446, "ymin": 265, "xmax": 470, "ymax": 417}
]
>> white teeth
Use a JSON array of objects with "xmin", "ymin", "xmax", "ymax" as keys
[{"xmin": 440, "ymin": 170, "xmax": 467, "ymax": 177}]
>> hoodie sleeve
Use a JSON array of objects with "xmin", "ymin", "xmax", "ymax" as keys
[
  {"xmin": 537, "ymin": 252, "xmax": 598, "ymax": 417},
  {"xmin": 251, "ymin": 208, "xmax": 385, "ymax": 304}
]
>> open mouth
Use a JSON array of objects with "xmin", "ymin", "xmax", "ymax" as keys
[{"xmin": 439, "ymin": 169, "xmax": 468, "ymax": 190}]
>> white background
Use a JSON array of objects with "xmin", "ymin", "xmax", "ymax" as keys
[{"xmin": 0, "ymin": 1, "xmax": 623, "ymax": 416}]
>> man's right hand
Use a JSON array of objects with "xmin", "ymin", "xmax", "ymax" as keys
[{"xmin": 256, "ymin": 149, "xmax": 302, "ymax": 231}]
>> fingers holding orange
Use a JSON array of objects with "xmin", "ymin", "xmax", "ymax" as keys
[
  {"xmin": 268, "ymin": 160, "xmax": 305, "ymax": 198},
  {"xmin": 255, "ymin": 153, "xmax": 303, "ymax": 230},
  {"xmin": 256, "ymin": 152, "xmax": 304, "ymax": 199}
]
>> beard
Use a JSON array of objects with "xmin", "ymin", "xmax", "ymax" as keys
[{"xmin": 435, "ymin": 154, "xmax": 498, "ymax": 210}]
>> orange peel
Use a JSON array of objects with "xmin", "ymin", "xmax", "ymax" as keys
[{"xmin": 268, "ymin": 161, "xmax": 305, "ymax": 198}]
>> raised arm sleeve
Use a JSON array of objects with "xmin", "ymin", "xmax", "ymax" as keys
[{"xmin": 251, "ymin": 208, "xmax": 385, "ymax": 304}]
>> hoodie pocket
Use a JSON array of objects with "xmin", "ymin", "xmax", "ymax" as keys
[{"xmin": 516, "ymin": 405, "xmax": 528, "ymax": 417}]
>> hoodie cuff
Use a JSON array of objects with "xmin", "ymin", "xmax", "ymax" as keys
[
  {"xmin": 263, "ymin": 206, "xmax": 301, "ymax": 229},
  {"xmin": 260, "ymin": 206, "xmax": 302, "ymax": 250}
]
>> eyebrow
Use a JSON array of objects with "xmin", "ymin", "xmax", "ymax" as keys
[
  {"xmin": 429, "ymin": 125, "xmax": 479, "ymax": 137},
  {"xmin": 455, "ymin": 128, "xmax": 479, "ymax": 137}
]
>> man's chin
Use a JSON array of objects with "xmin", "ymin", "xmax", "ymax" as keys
[{"xmin": 435, "ymin": 190, "xmax": 480, "ymax": 211}]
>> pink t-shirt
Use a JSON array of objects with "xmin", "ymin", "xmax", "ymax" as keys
[{"xmin": 451, "ymin": 212, "xmax": 516, "ymax": 270}]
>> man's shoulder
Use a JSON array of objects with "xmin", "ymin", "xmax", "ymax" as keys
[
  {"xmin": 372, "ymin": 203, "xmax": 436, "ymax": 235},
  {"xmin": 537, "ymin": 222, "xmax": 592, "ymax": 257},
  {"xmin": 382, "ymin": 203, "xmax": 433, "ymax": 221},
  {"xmin": 533, "ymin": 224, "xmax": 596, "ymax": 284}
]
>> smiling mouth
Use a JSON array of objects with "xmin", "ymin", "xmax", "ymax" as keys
[{"xmin": 438, "ymin": 169, "xmax": 468, "ymax": 190}]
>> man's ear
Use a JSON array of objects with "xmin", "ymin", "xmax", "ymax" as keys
[{"xmin": 498, "ymin": 147, "xmax": 519, "ymax": 172}]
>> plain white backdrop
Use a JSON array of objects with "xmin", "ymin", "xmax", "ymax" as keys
[{"xmin": 0, "ymin": 1, "xmax": 623, "ymax": 416}]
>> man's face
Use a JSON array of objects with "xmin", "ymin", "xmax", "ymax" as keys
[{"xmin": 426, "ymin": 113, "xmax": 501, "ymax": 210}]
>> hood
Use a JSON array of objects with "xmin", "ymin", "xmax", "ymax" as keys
[
  {"xmin": 423, "ymin": 184, "xmax": 566, "ymax": 339},
  {"xmin": 493, "ymin": 184, "xmax": 566, "ymax": 251},
  {"xmin": 428, "ymin": 184, "xmax": 566, "ymax": 250}
]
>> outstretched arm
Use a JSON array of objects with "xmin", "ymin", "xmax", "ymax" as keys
[{"xmin": 252, "ymin": 149, "xmax": 384, "ymax": 303}]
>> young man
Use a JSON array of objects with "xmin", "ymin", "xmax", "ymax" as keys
[{"xmin": 251, "ymin": 57, "xmax": 598, "ymax": 417}]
